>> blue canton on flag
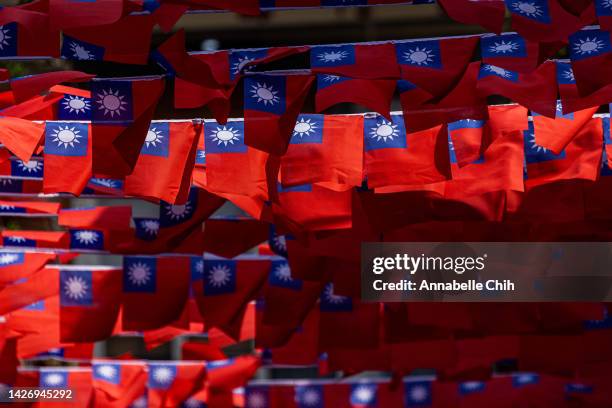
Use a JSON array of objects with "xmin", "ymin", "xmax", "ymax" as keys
[
  {"xmin": 569, "ymin": 29, "xmax": 612, "ymax": 61},
  {"xmin": 141, "ymin": 122, "xmax": 170, "ymax": 157},
  {"xmin": 505, "ymin": 0, "xmax": 551, "ymax": 23},
  {"xmin": 45, "ymin": 122, "xmax": 89, "ymax": 157},
  {"xmin": 0, "ymin": 23, "xmax": 18, "ymax": 58},
  {"xmin": 10, "ymin": 159, "xmax": 43, "ymax": 178},
  {"xmin": 319, "ymin": 283, "xmax": 352, "ymax": 312},
  {"xmin": 364, "ymin": 114, "xmax": 407, "ymax": 151},
  {"xmin": 524, "ymin": 122, "xmax": 566, "ymax": 164},
  {"xmin": 290, "ymin": 114, "xmax": 324, "ymax": 145},
  {"xmin": 244, "ymin": 75, "xmax": 287, "ymax": 115},
  {"xmin": 316, "ymin": 74, "xmax": 351, "ymax": 90},
  {"xmin": 268, "ymin": 260, "xmax": 302, "ymax": 290},
  {"xmin": 148, "ymin": 364, "xmax": 177, "ymax": 389},
  {"xmin": 123, "ymin": 257, "xmax": 157, "ymax": 293},
  {"xmin": 295, "ymin": 384, "xmax": 324, "ymax": 408},
  {"xmin": 70, "ymin": 229, "xmax": 104, "ymax": 250},
  {"xmin": 404, "ymin": 380, "xmax": 433, "ymax": 407},
  {"xmin": 311, "ymin": 44, "xmax": 356, "ymax": 68},
  {"xmin": 229, "ymin": 49, "xmax": 268, "ymax": 81},
  {"xmin": 91, "ymin": 80, "xmax": 133, "ymax": 123},
  {"xmin": 60, "ymin": 270, "xmax": 93, "ymax": 306},
  {"xmin": 350, "ymin": 383, "xmax": 377, "ymax": 406},
  {"xmin": 93, "ymin": 363, "xmax": 121, "ymax": 385},
  {"xmin": 395, "ymin": 40, "xmax": 442, "ymax": 69},
  {"xmin": 204, "ymin": 120, "xmax": 247, "ymax": 154},
  {"xmin": 61, "ymin": 35, "xmax": 105, "ymax": 62},
  {"xmin": 481, "ymin": 33, "xmax": 527, "ymax": 58},
  {"xmin": 478, "ymin": 64, "xmax": 520, "ymax": 82},
  {"xmin": 204, "ymin": 260, "xmax": 236, "ymax": 295},
  {"xmin": 40, "ymin": 370, "xmax": 68, "ymax": 388}
]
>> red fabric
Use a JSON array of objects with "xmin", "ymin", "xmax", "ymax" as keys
[
  {"xmin": 2, "ymin": 230, "xmax": 69, "ymax": 249},
  {"xmin": 0, "ymin": 117, "xmax": 45, "ymax": 162},
  {"xmin": 533, "ymin": 105, "xmax": 598, "ymax": 154},
  {"xmin": 0, "ymin": 6, "xmax": 59, "ymax": 57},
  {"xmin": 311, "ymin": 43, "xmax": 399, "ymax": 79},
  {"xmin": 147, "ymin": 362, "xmax": 206, "ymax": 408},
  {"xmin": 0, "ymin": 251, "xmax": 56, "ymax": 285},
  {"xmin": 174, "ymin": 78, "xmax": 234, "ymax": 124},
  {"xmin": 92, "ymin": 361, "xmax": 147, "ymax": 408},
  {"xmin": 207, "ymin": 356, "xmax": 260, "ymax": 391},
  {"xmin": 438, "ymin": 0, "xmax": 505, "ymax": 34},
  {"xmin": 10, "ymin": 71, "xmax": 94, "ymax": 103},
  {"xmin": 0, "ymin": 268, "xmax": 58, "ymax": 316},
  {"xmin": 203, "ymin": 218, "xmax": 269, "ymax": 258},
  {"xmin": 58, "ymin": 206, "xmax": 132, "ymax": 230},
  {"xmin": 0, "ymin": 92, "xmax": 64, "ymax": 121},
  {"xmin": 0, "ymin": 199, "xmax": 59, "ymax": 216},
  {"xmin": 48, "ymin": 0, "xmax": 126, "ymax": 30}
]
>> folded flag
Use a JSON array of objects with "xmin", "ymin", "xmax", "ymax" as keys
[
  {"xmin": 281, "ymin": 114, "xmax": 363, "ymax": 188},
  {"xmin": 532, "ymin": 101, "xmax": 598, "ymax": 154},
  {"xmin": 38, "ymin": 367, "xmax": 93, "ymax": 406},
  {"xmin": 43, "ymin": 121, "xmax": 92, "ymax": 195},
  {"xmin": 48, "ymin": 0, "xmax": 127, "ymax": 30},
  {"xmin": 121, "ymin": 256, "xmax": 191, "ymax": 331},
  {"xmin": 59, "ymin": 266, "xmax": 122, "ymax": 342},
  {"xmin": 568, "ymin": 28, "xmax": 612, "ymax": 97},
  {"xmin": 477, "ymin": 61, "xmax": 558, "ymax": 118},
  {"xmin": 0, "ymin": 7, "xmax": 59, "ymax": 58},
  {"xmin": 0, "ymin": 251, "xmax": 56, "ymax": 285},
  {"xmin": 315, "ymin": 74, "xmax": 396, "ymax": 119},
  {"xmin": 244, "ymin": 74, "xmax": 314, "ymax": 155},
  {"xmin": 0, "ymin": 199, "xmax": 58, "ymax": 217},
  {"xmin": 0, "ymin": 267, "xmax": 58, "ymax": 316},
  {"xmin": 202, "ymin": 217, "xmax": 269, "ymax": 258},
  {"xmin": 2, "ymin": 230, "xmax": 69, "ymax": 250},
  {"xmin": 0, "ymin": 117, "xmax": 45, "ymax": 162},
  {"xmin": 90, "ymin": 76, "xmax": 165, "ymax": 177},
  {"xmin": 174, "ymin": 77, "xmax": 234, "ymax": 125},
  {"xmin": 58, "ymin": 206, "xmax": 132, "ymax": 230},
  {"xmin": 481, "ymin": 32, "xmax": 556, "ymax": 73},
  {"xmin": 9, "ymin": 71, "xmax": 94, "ymax": 103},
  {"xmin": 206, "ymin": 356, "xmax": 260, "ymax": 391},
  {"xmin": 364, "ymin": 114, "xmax": 450, "ymax": 189},
  {"xmin": 62, "ymin": 14, "xmax": 154, "ymax": 65},
  {"xmin": 438, "ymin": 0, "xmax": 505, "ymax": 33},
  {"xmin": 125, "ymin": 121, "xmax": 199, "ymax": 204},
  {"xmin": 147, "ymin": 362, "xmax": 206, "ymax": 408},
  {"xmin": 395, "ymin": 36, "xmax": 479, "ymax": 98},
  {"xmin": 310, "ymin": 43, "xmax": 399, "ymax": 79},
  {"xmin": 0, "ymin": 157, "xmax": 44, "ymax": 181},
  {"xmin": 92, "ymin": 361, "xmax": 147, "ymax": 408}
]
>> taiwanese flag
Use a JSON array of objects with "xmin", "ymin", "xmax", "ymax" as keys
[
  {"xmin": 438, "ymin": 0, "xmax": 505, "ymax": 33},
  {"xmin": 125, "ymin": 121, "xmax": 199, "ymax": 203},
  {"xmin": 85, "ymin": 177, "xmax": 125, "ymax": 197},
  {"xmin": 568, "ymin": 28, "xmax": 612, "ymax": 97},
  {"xmin": 556, "ymin": 60, "xmax": 612, "ymax": 113},
  {"xmin": 38, "ymin": 367, "xmax": 94, "ymax": 407},
  {"xmin": 47, "ymin": 0, "xmax": 127, "ymax": 30},
  {"xmin": 505, "ymin": 0, "xmax": 589, "ymax": 43},
  {"xmin": 43, "ymin": 121, "xmax": 92, "ymax": 195},
  {"xmin": 53, "ymin": 85, "xmax": 92, "ymax": 121},
  {"xmin": 206, "ymin": 356, "xmax": 260, "ymax": 391},
  {"xmin": 310, "ymin": 43, "xmax": 399, "ymax": 79},
  {"xmin": 58, "ymin": 206, "xmax": 132, "ymax": 230},
  {"xmin": 363, "ymin": 114, "xmax": 450, "ymax": 189},
  {"xmin": 147, "ymin": 362, "xmax": 206, "ymax": 408},
  {"xmin": 532, "ymin": 101, "xmax": 597, "ymax": 154},
  {"xmin": 0, "ymin": 6, "xmax": 59, "ymax": 58},
  {"xmin": 0, "ymin": 117, "xmax": 45, "ymax": 162},
  {"xmin": 0, "ymin": 251, "xmax": 56, "ymax": 285},
  {"xmin": 596, "ymin": 0, "xmax": 612, "ymax": 30},
  {"xmin": 481, "ymin": 32, "xmax": 551, "ymax": 73},
  {"xmin": 9, "ymin": 71, "xmax": 94, "ymax": 103},
  {"xmin": 281, "ymin": 114, "xmax": 363, "ymax": 188},
  {"xmin": 59, "ymin": 267, "xmax": 122, "ymax": 342},
  {"xmin": 395, "ymin": 36, "xmax": 479, "ymax": 98},
  {"xmin": 244, "ymin": 74, "xmax": 314, "ymax": 155},
  {"xmin": 263, "ymin": 259, "xmax": 321, "ymax": 327},
  {"xmin": 0, "ymin": 267, "xmax": 58, "ymax": 316},
  {"xmin": 92, "ymin": 361, "xmax": 147, "ymax": 408},
  {"xmin": 401, "ymin": 62, "xmax": 487, "ymax": 132},
  {"xmin": 315, "ymin": 74, "xmax": 396, "ymax": 119},
  {"xmin": 202, "ymin": 217, "xmax": 269, "ymax": 258},
  {"xmin": 121, "ymin": 256, "xmax": 191, "ymax": 331},
  {"xmin": 0, "ymin": 157, "xmax": 44, "ymax": 180},
  {"xmin": 68, "ymin": 229, "xmax": 112, "ymax": 252},
  {"xmin": 476, "ymin": 61, "xmax": 558, "ymax": 118},
  {"xmin": 90, "ymin": 76, "xmax": 165, "ymax": 177},
  {"xmin": 2, "ymin": 230, "xmax": 69, "ymax": 249},
  {"xmin": 524, "ymin": 117, "xmax": 602, "ymax": 187},
  {"xmin": 61, "ymin": 14, "xmax": 154, "ymax": 65},
  {"xmin": 0, "ymin": 200, "xmax": 59, "ymax": 217},
  {"xmin": 194, "ymin": 258, "xmax": 270, "ymax": 331}
]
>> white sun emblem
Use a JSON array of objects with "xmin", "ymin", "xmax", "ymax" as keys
[
  {"xmin": 152, "ymin": 367, "xmax": 174, "ymax": 384},
  {"xmin": 62, "ymin": 95, "xmax": 90, "ymax": 114},
  {"xmin": 91, "ymin": 178, "xmax": 118, "ymax": 188},
  {"xmin": 403, "ymin": 46, "xmax": 435, "ymax": 66},
  {"xmin": 42, "ymin": 373, "xmax": 64, "ymax": 387},
  {"xmin": 510, "ymin": 1, "xmax": 544, "ymax": 18},
  {"xmin": 462, "ymin": 381, "xmax": 482, "ymax": 391},
  {"xmin": 484, "ymin": 64, "xmax": 512, "ymax": 78},
  {"xmin": 96, "ymin": 89, "xmax": 128, "ymax": 117},
  {"xmin": 247, "ymin": 392, "xmax": 267, "ymax": 408},
  {"xmin": 300, "ymin": 389, "xmax": 321, "ymax": 406},
  {"xmin": 293, "ymin": 118, "xmax": 318, "ymax": 138},
  {"xmin": 69, "ymin": 42, "xmax": 95, "ymax": 60},
  {"xmin": 165, "ymin": 201, "xmax": 192, "ymax": 221},
  {"xmin": 488, "ymin": 40, "xmax": 520, "ymax": 54},
  {"xmin": 232, "ymin": 56, "xmax": 255, "ymax": 75},
  {"xmin": 250, "ymin": 82, "xmax": 280, "ymax": 106},
  {"xmin": 144, "ymin": 128, "xmax": 164, "ymax": 148},
  {"xmin": 95, "ymin": 365, "xmax": 117, "ymax": 380},
  {"xmin": 7, "ymin": 236, "xmax": 26, "ymax": 243},
  {"xmin": 0, "ymin": 25, "xmax": 11, "ymax": 50},
  {"xmin": 409, "ymin": 385, "xmax": 429, "ymax": 402},
  {"xmin": 210, "ymin": 126, "xmax": 241, "ymax": 146},
  {"xmin": 529, "ymin": 132, "xmax": 548, "ymax": 153},
  {"xmin": 370, "ymin": 120, "xmax": 399, "ymax": 143},
  {"xmin": 562, "ymin": 69, "xmax": 575, "ymax": 82},
  {"xmin": 323, "ymin": 284, "xmax": 349, "ymax": 304},
  {"xmin": 573, "ymin": 37, "xmax": 605, "ymax": 56},
  {"xmin": 0, "ymin": 253, "xmax": 19, "ymax": 265},
  {"xmin": 317, "ymin": 50, "xmax": 349, "ymax": 63},
  {"xmin": 16, "ymin": 160, "xmax": 42, "ymax": 173},
  {"xmin": 272, "ymin": 234, "xmax": 287, "ymax": 251},
  {"xmin": 323, "ymin": 75, "xmax": 341, "ymax": 83},
  {"xmin": 74, "ymin": 230, "xmax": 99, "ymax": 245},
  {"xmin": 140, "ymin": 219, "xmax": 160, "ymax": 235},
  {"xmin": 208, "ymin": 264, "xmax": 232, "ymax": 287},
  {"xmin": 51, "ymin": 125, "xmax": 82, "ymax": 149},
  {"xmin": 353, "ymin": 386, "xmax": 375, "ymax": 403},
  {"xmin": 273, "ymin": 263, "xmax": 292, "ymax": 282},
  {"xmin": 63, "ymin": 276, "xmax": 89, "ymax": 300},
  {"xmin": 127, "ymin": 262, "xmax": 152, "ymax": 286}
]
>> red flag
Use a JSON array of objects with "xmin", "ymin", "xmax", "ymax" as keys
[
  {"xmin": 121, "ymin": 256, "xmax": 191, "ymax": 331},
  {"xmin": 0, "ymin": 251, "xmax": 56, "ymax": 285},
  {"xmin": 0, "ymin": 117, "xmax": 44, "ymax": 162},
  {"xmin": 59, "ymin": 267, "xmax": 122, "ymax": 342},
  {"xmin": 532, "ymin": 103, "xmax": 598, "ymax": 154},
  {"xmin": 203, "ymin": 218, "xmax": 269, "ymax": 258},
  {"xmin": 480, "ymin": 32, "xmax": 560, "ymax": 73},
  {"xmin": 438, "ymin": 0, "xmax": 505, "ymax": 33},
  {"xmin": 0, "ymin": 267, "xmax": 58, "ymax": 315},
  {"xmin": 48, "ymin": 0, "xmax": 127, "ymax": 30},
  {"xmin": 315, "ymin": 74, "xmax": 396, "ymax": 119},
  {"xmin": 244, "ymin": 74, "xmax": 314, "ymax": 155},
  {"xmin": 10, "ymin": 71, "xmax": 94, "ymax": 103},
  {"xmin": 2, "ymin": 230, "xmax": 69, "ymax": 250},
  {"xmin": 556, "ymin": 61, "xmax": 612, "ymax": 113},
  {"xmin": 281, "ymin": 114, "xmax": 363, "ymax": 188},
  {"xmin": 125, "ymin": 121, "xmax": 199, "ymax": 203},
  {"xmin": 38, "ymin": 367, "xmax": 94, "ymax": 407},
  {"xmin": 568, "ymin": 28, "xmax": 612, "ymax": 97},
  {"xmin": 310, "ymin": 43, "xmax": 399, "ymax": 79},
  {"xmin": 0, "ymin": 200, "xmax": 60, "ymax": 217},
  {"xmin": 92, "ymin": 361, "xmax": 147, "ymax": 408},
  {"xmin": 58, "ymin": 205, "xmax": 132, "ymax": 230},
  {"xmin": 147, "ymin": 361, "xmax": 206, "ymax": 408},
  {"xmin": 0, "ymin": 6, "xmax": 59, "ymax": 57},
  {"xmin": 207, "ymin": 356, "xmax": 261, "ymax": 391}
]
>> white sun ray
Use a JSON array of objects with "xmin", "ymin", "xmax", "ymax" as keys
[
  {"xmin": 210, "ymin": 126, "xmax": 241, "ymax": 146},
  {"xmin": 6, "ymin": 236, "xmax": 26, "ymax": 243},
  {"xmin": 164, "ymin": 201, "xmax": 192, "ymax": 221},
  {"xmin": 488, "ymin": 40, "xmax": 520, "ymax": 54},
  {"xmin": 317, "ymin": 50, "xmax": 349, "ymax": 63},
  {"xmin": 91, "ymin": 178, "xmax": 118, "ymax": 188},
  {"xmin": 16, "ymin": 160, "xmax": 43, "ymax": 173},
  {"xmin": 144, "ymin": 128, "xmax": 164, "ymax": 148},
  {"xmin": 63, "ymin": 276, "xmax": 89, "ymax": 300},
  {"xmin": 0, "ymin": 25, "xmax": 11, "ymax": 50},
  {"xmin": 232, "ymin": 55, "xmax": 256, "ymax": 75},
  {"xmin": 250, "ymin": 82, "xmax": 280, "ymax": 106},
  {"xmin": 272, "ymin": 234, "xmax": 287, "ymax": 251},
  {"xmin": 51, "ymin": 125, "xmax": 82, "ymax": 149},
  {"xmin": 140, "ymin": 219, "xmax": 160, "ymax": 235},
  {"xmin": 510, "ymin": 1, "xmax": 544, "ymax": 18},
  {"xmin": 602, "ymin": 0, "xmax": 612, "ymax": 9},
  {"xmin": 96, "ymin": 88, "xmax": 128, "ymax": 118},
  {"xmin": 127, "ymin": 262, "xmax": 152, "ymax": 286},
  {"xmin": 69, "ymin": 42, "xmax": 95, "ymax": 60},
  {"xmin": 462, "ymin": 381, "xmax": 483, "ymax": 391},
  {"xmin": 403, "ymin": 46, "xmax": 435, "ymax": 66},
  {"xmin": 74, "ymin": 230, "xmax": 99, "ymax": 246},
  {"xmin": 130, "ymin": 396, "xmax": 147, "ymax": 408},
  {"xmin": 62, "ymin": 95, "xmax": 91, "ymax": 115},
  {"xmin": 0, "ymin": 253, "xmax": 19, "ymax": 265},
  {"xmin": 369, "ymin": 120, "xmax": 399, "ymax": 143},
  {"xmin": 483, "ymin": 64, "xmax": 513, "ymax": 78},
  {"xmin": 293, "ymin": 117, "xmax": 319, "ymax": 138},
  {"xmin": 562, "ymin": 69, "xmax": 575, "ymax": 82},
  {"xmin": 573, "ymin": 37, "xmax": 606, "ymax": 56},
  {"xmin": 273, "ymin": 263, "xmax": 292, "ymax": 282},
  {"xmin": 0, "ymin": 205, "xmax": 15, "ymax": 211},
  {"xmin": 323, "ymin": 74, "xmax": 341, "ymax": 83},
  {"xmin": 529, "ymin": 132, "xmax": 548, "ymax": 153},
  {"xmin": 0, "ymin": 178, "xmax": 13, "ymax": 186},
  {"xmin": 323, "ymin": 284, "xmax": 349, "ymax": 304},
  {"xmin": 208, "ymin": 264, "xmax": 232, "ymax": 287}
]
